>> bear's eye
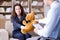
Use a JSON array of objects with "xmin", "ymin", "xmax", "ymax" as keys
[{"xmin": 26, "ymin": 20, "xmax": 30, "ymax": 23}]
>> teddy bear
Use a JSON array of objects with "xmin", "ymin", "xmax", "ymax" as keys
[{"xmin": 21, "ymin": 11, "xmax": 36, "ymax": 34}]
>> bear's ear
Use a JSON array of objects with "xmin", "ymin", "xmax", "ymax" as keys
[
  {"xmin": 22, "ymin": 20, "xmax": 27, "ymax": 25},
  {"xmin": 31, "ymin": 11, "xmax": 35, "ymax": 20},
  {"xmin": 31, "ymin": 11, "xmax": 34, "ymax": 15},
  {"xmin": 30, "ymin": 11, "xmax": 34, "ymax": 18}
]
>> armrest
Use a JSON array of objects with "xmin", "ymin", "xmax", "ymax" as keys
[{"xmin": 0, "ymin": 29, "xmax": 9, "ymax": 40}]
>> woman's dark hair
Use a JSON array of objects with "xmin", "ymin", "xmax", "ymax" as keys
[{"xmin": 11, "ymin": 3, "xmax": 26, "ymax": 18}]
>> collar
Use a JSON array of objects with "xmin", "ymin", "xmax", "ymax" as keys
[{"xmin": 50, "ymin": 1, "xmax": 58, "ymax": 8}]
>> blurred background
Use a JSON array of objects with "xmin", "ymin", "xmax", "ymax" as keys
[
  {"xmin": 0, "ymin": 0, "xmax": 44, "ymax": 29},
  {"xmin": 0, "ymin": 0, "xmax": 60, "ymax": 40}
]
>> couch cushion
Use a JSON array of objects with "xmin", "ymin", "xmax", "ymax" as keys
[
  {"xmin": 5, "ymin": 21, "xmax": 13, "ymax": 37},
  {"xmin": 0, "ymin": 17, "xmax": 5, "ymax": 29},
  {"xmin": 10, "ymin": 38, "xmax": 18, "ymax": 40},
  {"xmin": 0, "ymin": 29, "xmax": 9, "ymax": 40}
]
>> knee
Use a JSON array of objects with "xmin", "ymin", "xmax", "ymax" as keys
[{"xmin": 25, "ymin": 34, "xmax": 31, "ymax": 38}]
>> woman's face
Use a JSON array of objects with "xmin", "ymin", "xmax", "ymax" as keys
[{"xmin": 15, "ymin": 6, "xmax": 21, "ymax": 16}]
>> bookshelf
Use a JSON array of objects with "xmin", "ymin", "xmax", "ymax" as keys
[
  {"xmin": 0, "ymin": 0, "xmax": 44, "ymax": 19},
  {"xmin": 0, "ymin": 0, "xmax": 12, "ymax": 16}
]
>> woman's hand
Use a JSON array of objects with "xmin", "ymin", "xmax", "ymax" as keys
[
  {"xmin": 21, "ymin": 26, "xmax": 25, "ymax": 29},
  {"xmin": 21, "ymin": 26, "xmax": 27, "ymax": 34}
]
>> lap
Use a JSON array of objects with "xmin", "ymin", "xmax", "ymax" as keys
[
  {"xmin": 26, "ymin": 36, "xmax": 57, "ymax": 40},
  {"xmin": 38, "ymin": 37, "xmax": 58, "ymax": 40},
  {"xmin": 12, "ymin": 32, "xmax": 31, "ymax": 40},
  {"xmin": 13, "ymin": 32, "xmax": 25, "ymax": 40}
]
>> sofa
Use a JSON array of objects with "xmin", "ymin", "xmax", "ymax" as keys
[
  {"xmin": 0, "ymin": 20, "xmax": 39, "ymax": 40},
  {"xmin": 0, "ymin": 21, "xmax": 19, "ymax": 40}
]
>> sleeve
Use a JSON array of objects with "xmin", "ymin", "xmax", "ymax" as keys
[
  {"xmin": 11, "ymin": 16, "xmax": 23, "ymax": 29},
  {"xmin": 36, "ymin": 7, "xmax": 60, "ymax": 37}
]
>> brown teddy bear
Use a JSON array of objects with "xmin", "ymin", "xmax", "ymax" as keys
[{"xmin": 21, "ymin": 11, "xmax": 36, "ymax": 34}]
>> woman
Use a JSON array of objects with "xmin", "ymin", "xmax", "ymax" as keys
[{"xmin": 11, "ymin": 4, "xmax": 31, "ymax": 40}]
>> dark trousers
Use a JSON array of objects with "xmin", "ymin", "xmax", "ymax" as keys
[
  {"xmin": 37, "ymin": 37, "xmax": 59, "ymax": 40},
  {"xmin": 12, "ymin": 32, "xmax": 31, "ymax": 40}
]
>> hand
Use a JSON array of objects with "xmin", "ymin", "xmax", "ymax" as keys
[
  {"xmin": 34, "ymin": 28, "xmax": 39, "ymax": 34},
  {"xmin": 32, "ymin": 20, "xmax": 39, "ymax": 24},
  {"xmin": 21, "ymin": 26, "xmax": 25, "ymax": 29},
  {"xmin": 34, "ymin": 20, "xmax": 39, "ymax": 23}
]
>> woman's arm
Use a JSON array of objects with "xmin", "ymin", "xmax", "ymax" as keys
[{"xmin": 11, "ymin": 16, "xmax": 24, "ymax": 29}]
